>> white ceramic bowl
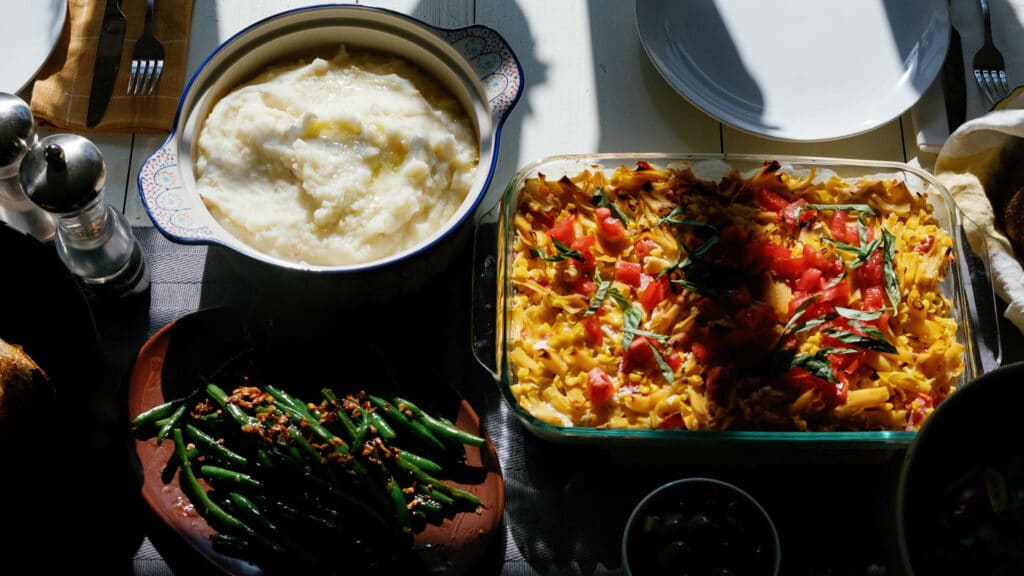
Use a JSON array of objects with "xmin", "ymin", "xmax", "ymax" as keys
[
  {"xmin": 621, "ymin": 477, "xmax": 781, "ymax": 576},
  {"xmin": 138, "ymin": 4, "xmax": 522, "ymax": 295}
]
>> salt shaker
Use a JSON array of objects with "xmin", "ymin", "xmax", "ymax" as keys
[
  {"xmin": 20, "ymin": 133, "xmax": 148, "ymax": 297},
  {"xmin": 0, "ymin": 93, "xmax": 55, "ymax": 242}
]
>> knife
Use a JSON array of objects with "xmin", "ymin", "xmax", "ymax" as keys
[
  {"xmin": 942, "ymin": 5, "xmax": 967, "ymax": 133},
  {"xmin": 86, "ymin": 0, "xmax": 127, "ymax": 128}
]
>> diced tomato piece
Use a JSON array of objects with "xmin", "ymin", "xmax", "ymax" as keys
[
  {"xmin": 614, "ymin": 261, "xmax": 642, "ymax": 288},
  {"xmin": 634, "ymin": 237, "xmax": 658, "ymax": 258},
  {"xmin": 787, "ymin": 365, "xmax": 847, "ymax": 407},
  {"xmin": 863, "ymin": 285, "xmax": 885, "ymax": 311},
  {"xmin": 623, "ymin": 336, "xmax": 654, "ymax": 372},
  {"xmin": 829, "ymin": 210, "xmax": 848, "ymax": 242},
  {"xmin": 573, "ymin": 278, "xmax": 597, "ymax": 298},
  {"xmin": 795, "ymin": 267, "xmax": 823, "ymax": 292},
  {"xmin": 657, "ymin": 413, "xmax": 685, "ymax": 430},
  {"xmin": 859, "ymin": 250, "xmax": 884, "ymax": 286},
  {"xmin": 905, "ymin": 392, "xmax": 934, "ymax": 430},
  {"xmin": 664, "ymin": 349, "xmax": 683, "ymax": 371},
  {"xmin": 569, "ymin": 234, "xmax": 596, "ymax": 275},
  {"xmin": 802, "ymin": 245, "xmax": 834, "ymax": 271},
  {"xmin": 755, "ymin": 188, "xmax": 791, "ymax": 212},
  {"xmin": 691, "ymin": 341, "xmax": 709, "ymax": 363},
  {"xmin": 636, "ymin": 160, "xmax": 654, "ymax": 171},
  {"xmin": 913, "ymin": 235, "xmax": 935, "ymax": 254},
  {"xmin": 818, "ymin": 276, "xmax": 850, "ymax": 307},
  {"xmin": 595, "ymin": 207, "xmax": 626, "ymax": 239},
  {"xmin": 781, "ymin": 199, "xmax": 816, "ymax": 230},
  {"xmin": 769, "ymin": 255, "xmax": 806, "ymax": 280},
  {"xmin": 586, "ymin": 367, "xmax": 615, "ymax": 407},
  {"xmin": 582, "ymin": 315, "xmax": 603, "ymax": 346},
  {"xmin": 639, "ymin": 276, "xmax": 669, "ymax": 310},
  {"xmin": 548, "ymin": 215, "xmax": 575, "ymax": 245}
]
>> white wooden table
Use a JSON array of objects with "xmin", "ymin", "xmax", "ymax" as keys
[{"xmin": 65, "ymin": 1, "xmax": 1021, "ymax": 574}]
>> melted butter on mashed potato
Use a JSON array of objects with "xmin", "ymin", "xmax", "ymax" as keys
[{"xmin": 195, "ymin": 45, "xmax": 478, "ymax": 266}]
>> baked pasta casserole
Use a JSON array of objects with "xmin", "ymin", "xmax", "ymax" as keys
[{"xmin": 508, "ymin": 160, "xmax": 963, "ymax": 431}]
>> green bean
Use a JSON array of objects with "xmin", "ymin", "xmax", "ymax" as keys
[
  {"xmin": 199, "ymin": 465, "xmax": 262, "ymax": 491},
  {"xmin": 321, "ymin": 388, "xmax": 359, "ymax": 441},
  {"xmin": 367, "ymin": 409, "xmax": 396, "ymax": 440},
  {"xmin": 206, "ymin": 383, "xmax": 257, "ymax": 427},
  {"xmin": 154, "ymin": 401, "xmax": 187, "ymax": 446},
  {"xmin": 393, "ymin": 456, "xmax": 481, "ymax": 509},
  {"xmin": 392, "ymin": 396, "xmax": 486, "ymax": 447},
  {"xmin": 184, "ymin": 423, "xmax": 247, "ymax": 468},
  {"xmin": 131, "ymin": 398, "xmax": 183, "ymax": 429},
  {"xmin": 228, "ymin": 492, "xmax": 279, "ymax": 535},
  {"xmin": 397, "ymin": 449, "xmax": 444, "ymax": 475},
  {"xmin": 172, "ymin": 428, "xmax": 254, "ymax": 536},
  {"xmin": 353, "ymin": 405, "xmax": 369, "ymax": 448},
  {"xmin": 367, "ymin": 395, "xmax": 446, "ymax": 454},
  {"xmin": 263, "ymin": 383, "xmax": 311, "ymax": 418}
]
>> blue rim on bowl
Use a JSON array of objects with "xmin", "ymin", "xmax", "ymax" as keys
[
  {"xmin": 138, "ymin": 4, "xmax": 523, "ymax": 274},
  {"xmin": 622, "ymin": 477, "xmax": 781, "ymax": 576}
]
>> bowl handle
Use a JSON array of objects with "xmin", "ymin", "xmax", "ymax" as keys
[
  {"xmin": 436, "ymin": 25, "xmax": 524, "ymax": 125},
  {"xmin": 137, "ymin": 138, "xmax": 215, "ymax": 244},
  {"xmin": 471, "ymin": 201, "xmax": 501, "ymax": 380}
]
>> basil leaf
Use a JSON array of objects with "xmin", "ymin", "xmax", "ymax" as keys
[
  {"xmin": 791, "ymin": 352, "xmax": 838, "ymax": 383},
  {"xmin": 848, "ymin": 320, "xmax": 896, "ymax": 352},
  {"xmin": 658, "ymin": 206, "xmax": 719, "ymax": 231},
  {"xmin": 822, "ymin": 270, "xmax": 848, "ymax": 289},
  {"xmin": 530, "ymin": 238, "xmax": 585, "ymax": 262},
  {"xmin": 857, "ymin": 214, "xmax": 868, "ymax": 247},
  {"xmin": 791, "ymin": 348, "xmax": 858, "ymax": 383},
  {"xmin": 823, "ymin": 327, "xmax": 897, "ymax": 354},
  {"xmin": 781, "ymin": 295, "xmax": 820, "ymax": 336},
  {"xmin": 631, "ymin": 329, "xmax": 669, "ymax": 344},
  {"xmin": 834, "ymin": 306, "xmax": 886, "ymax": 321},
  {"xmin": 648, "ymin": 339, "xmax": 676, "ymax": 384},
  {"xmin": 592, "ymin": 188, "xmax": 631, "ymax": 226},
  {"xmin": 620, "ymin": 302, "xmax": 642, "ymax": 348},
  {"xmin": 846, "ymin": 237, "xmax": 882, "ymax": 270},
  {"xmin": 607, "ymin": 288, "xmax": 642, "ymax": 348},
  {"xmin": 671, "ymin": 278, "xmax": 718, "ymax": 297},
  {"xmin": 882, "ymin": 228, "xmax": 901, "ymax": 308},
  {"xmin": 821, "ymin": 236, "xmax": 865, "ymax": 255},
  {"xmin": 800, "ymin": 203, "xmax": 877, "ymax": 216},
  {"xmin": 788, "ymin": 314, "xmax": 834, "ymax": 335},
  {"xmin": 584, "ymin": 274, "xmax": 611, "ymax": 318}
]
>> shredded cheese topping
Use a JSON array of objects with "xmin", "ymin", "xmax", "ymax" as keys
[{"xmin": 508, "ymin": 160, "xmax": 963, "ymax": 431}]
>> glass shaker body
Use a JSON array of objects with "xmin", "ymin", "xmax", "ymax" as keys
[{"xmin": 53, "ymin": 195, "xmax": 144, "ymax": 292}]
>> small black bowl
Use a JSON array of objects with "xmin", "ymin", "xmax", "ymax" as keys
[
  {"xmin": 622, "ymin": 477, "xmax": 781, "ymax": 576},
  {"xmin": 897, "ymin": 361, "xmax": 1024, "ymax": 576}
]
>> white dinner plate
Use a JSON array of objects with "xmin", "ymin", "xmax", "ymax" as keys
[
  {"xmin": 0, "ymin": 0, "xmax": 67, "ymax": 95},
  {"xmin": 635, "ymin": 0, "xmax": 950, "ymax": 141}
]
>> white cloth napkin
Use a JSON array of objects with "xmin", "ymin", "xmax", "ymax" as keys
[
  {"xmin": 914, "ymin": 0, "xmax": 1024, "ymax": 151},
  {"xmin": 935, "ymin": 87, "xmax": 1024, "ymax": 333}
]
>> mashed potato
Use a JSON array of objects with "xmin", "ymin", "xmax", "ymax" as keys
[{"xmin": 195, "ymin": 45, "xmax": 479, "ymax": 266}]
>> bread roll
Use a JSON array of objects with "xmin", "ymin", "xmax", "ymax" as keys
[
  {"xmin": 1004, "ymin": 187, "xmax": 1024, "ymax": 258},
  {"xmin": 0, "ymin": 338, "xmax": 47, "ymax": 422}
]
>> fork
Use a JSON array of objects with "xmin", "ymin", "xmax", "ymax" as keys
[
  {"xmin": 127, "ymin": 0, "xmax": 164, "ymax": 95},
  {"xmin": 972, "ymin": 0, "xmax": 1009, "ymax": 105}
]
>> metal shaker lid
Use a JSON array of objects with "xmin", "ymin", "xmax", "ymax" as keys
[
  {"xmin": 20, "ymin": 134, "xmax": 106, "ymax": 214},
  {"xmin": 0, "ymin": 93, "xmax": 37, "ymax": 170}
]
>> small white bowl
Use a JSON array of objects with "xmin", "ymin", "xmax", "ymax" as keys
[
  {"xmin": 138, "ymin": 4, "xmax": 522, "ymax": 296},
  {"xmin": 622, "ymin": 477, "xmax": 781, "ymax": 576}
]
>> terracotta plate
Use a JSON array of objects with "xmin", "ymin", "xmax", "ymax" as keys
[{"xmin": 128, "ymin": 307, "xmax": 505, "ymax": 575}]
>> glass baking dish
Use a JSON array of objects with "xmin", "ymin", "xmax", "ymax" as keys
[{"xmin": 472, "ymin": 153, "xmax": 1001, "ymax": 448}]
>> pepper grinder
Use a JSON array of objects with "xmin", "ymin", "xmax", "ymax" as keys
[
  {"xmin": 0, "ymin": 93, "xmax": 55, "ymax": 242},
  {"xmin": 20, "ymin": 133, "xmax": 148, "ymax": 298}
]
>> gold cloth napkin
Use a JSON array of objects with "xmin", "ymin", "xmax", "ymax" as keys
[
  {"xmin": 935, "ymin": 87, "xmax": 1024, "ymax": 335},
  {"xmin": 29, "ymin": 0, "xmax": 194, "ymax": 133}
]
